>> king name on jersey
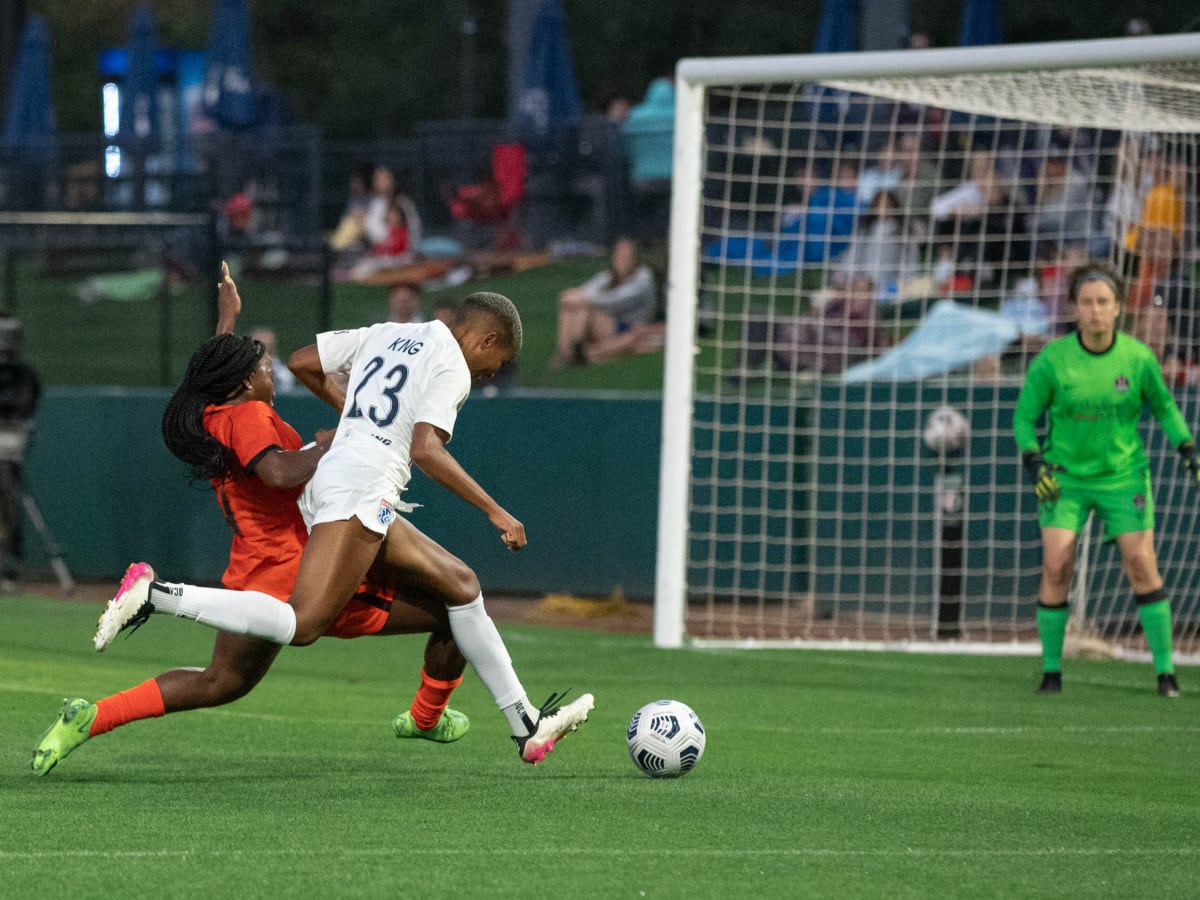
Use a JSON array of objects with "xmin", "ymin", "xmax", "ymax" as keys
[{"xmin": 387, "ymin": 336, "xmax": 424, "ymax": 355}]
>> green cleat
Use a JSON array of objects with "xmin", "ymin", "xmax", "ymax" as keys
[
  {"xmin": 392, "ymin": 707, "xmax": 470, "ymax": 743},
  {"xmin": 31, "ymin": 698, "xmax": 97, "ymax": 776}
]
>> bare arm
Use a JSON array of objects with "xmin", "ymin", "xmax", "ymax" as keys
[
  {"xmin": 253, "ymin": 429, "xmax": 334, "ymax": 488},
  {"xmin": 410, "ymin": 421, "xmax": 526, "ymax": 550},
  {"xmin": 215, "ymin": 261, "xmax": 241, "ymax": 335},
  {"xmin": 288, "ymin": 344, "xmax": 349, "ymax": 412}
]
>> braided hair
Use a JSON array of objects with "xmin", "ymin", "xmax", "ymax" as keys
[{"xmin": 162, "ymin": 333, "xmax": 265, "ymax": 481}]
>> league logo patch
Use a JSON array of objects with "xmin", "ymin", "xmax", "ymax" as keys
[
  {"xmin": 1133, "ymin": 493, "xmax": 1146, "ymax": 511},
  {"xmin": 1114, "ymin": 375, "xmax": 1130, "ymax": 393},
  {"xmin": 378, "ymin": 499, "xmax": 396, "ymax": 528}
]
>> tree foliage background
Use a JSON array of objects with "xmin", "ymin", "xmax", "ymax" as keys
[{"xmin": 27, "ymin": 0, "xmax": 1200, "ymax": 138}]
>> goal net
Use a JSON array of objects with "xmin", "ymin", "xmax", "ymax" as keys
[{"xmin": 656, "ymin": 34, "xmax": 1200, "ymax": 659}]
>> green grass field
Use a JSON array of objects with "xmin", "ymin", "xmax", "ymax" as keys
[{"xmin": 2, "ymin": 595, "xmax": 1198, "ymax": 899}]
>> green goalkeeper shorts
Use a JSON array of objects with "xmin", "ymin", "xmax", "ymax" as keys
[{"xmin": 1038, "ymin": 469, "xmax": 1154, "ymax": 540}]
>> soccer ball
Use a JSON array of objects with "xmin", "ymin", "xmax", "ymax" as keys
[
  {"xmin": 626, "ymin": 699, "xmax": 706, "ymax": 778},
  {"xmin": 922, "ymin": 405, "xmax": 970, "ymax": 454}
]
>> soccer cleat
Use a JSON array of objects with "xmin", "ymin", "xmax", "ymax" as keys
[
  {"xmin": 393, "ymin": 707, "xmax": 471, "ymax": 743},
  {"xmin": 31, "ymin": 698, "xmax": 96, "ymax": 776},
  {"xmin": 1158, "ymin": 673, "xmax": 1181, "ymax": 698},
  {"xmin": 94, "ymin": 562, "xmax": 156, "ymax": 652},
  {"xmin": 1037, "ymin": 671, "xmax": 1062, "ymax": 694},
  {"xmin": 514, "ymin": 691, "xmax": 595, "ymax": 765}
]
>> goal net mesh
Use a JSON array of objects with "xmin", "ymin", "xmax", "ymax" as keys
[{"xmin": 666, "ymin": 41, "xmax": 1200, "ymax": 657}]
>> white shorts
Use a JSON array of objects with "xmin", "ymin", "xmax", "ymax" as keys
[{"xmin": 299, "ymin": 463, "xmax": 407, "ymax": 536}]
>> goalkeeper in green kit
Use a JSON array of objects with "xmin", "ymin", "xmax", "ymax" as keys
[{"xmin": 1013, "ymin": 262, "xmax": 1198, "ymax": 698}]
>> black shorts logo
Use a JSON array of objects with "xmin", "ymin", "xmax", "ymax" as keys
[{"xmin": 1133, "ymin": 493, "xmax": 1146, "ymax": 511}]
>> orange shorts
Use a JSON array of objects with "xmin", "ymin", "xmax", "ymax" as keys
[{"xmin": 323, "ymin": 581, "xmax": 395, "ymax": 639}]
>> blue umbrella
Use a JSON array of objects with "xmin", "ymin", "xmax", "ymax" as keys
[
  {"xmin": 1, "ymin": 14, "xmax": 56, "ymax": 162},
  {"xmin": 814, "ymin": 0, "xmax": 858, "ymax": 54},
  {"xmin": 959, "ymin": 0, "xmax": 1003, "ymax": 47},
  {"xmin": 518, "ymin": 0, "xmax": 582, "ymax": 150},
  {"xmin": 202, "ymin": 0, "xmax": 258, "ymax": 129},
  {"xmin": 121, "ymin": 4, "xmax": 161, "ymax": 150},
  {"xmin": 809, "ymin": 0, "xmax": 859, "ymax": 126}
]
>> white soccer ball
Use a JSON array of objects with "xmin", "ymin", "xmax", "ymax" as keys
[
  {"xmin": 922, "ymin": 405, "xmax": 970, "ymax": 454},
  {"xmin": 626, "ymin": 699, "xmax": 706, "ymax": 778}
]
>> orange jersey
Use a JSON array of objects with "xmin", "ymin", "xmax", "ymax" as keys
[
  {"xmin": 204, "ymin": 401, "xmax": 307, "ymax": 600},
  {"xmin": 202, "ymin": 401, "xmax": 391, "ymax": 638}
]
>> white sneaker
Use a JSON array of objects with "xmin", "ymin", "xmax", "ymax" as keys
[
  {"xmin": 515, "ymin": 692, "xmax": 595, "ymax": 764},
  {"xmin": 94, "ymin": 562, "xmax": 156, "ymax": 652}
]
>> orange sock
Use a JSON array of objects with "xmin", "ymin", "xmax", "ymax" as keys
[
  {"xmin": 90, "ymin": 678, "xmax": 166, "ymax": 737},
  {"xmin": 409, "ymin": 669, "xmax": 463, "ymax": 731}
]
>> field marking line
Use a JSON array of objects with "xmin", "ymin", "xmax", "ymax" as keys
[{"xmin": 2, "ymin": 847, "xmax": 1199, "ymax": 861}]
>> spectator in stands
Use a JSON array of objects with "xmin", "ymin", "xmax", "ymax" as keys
[
  {"xmin": 360, "ymin": 167, "xmax": 422, "ymax": 259},
  {"xmin": 248, "ymin": 326, "xmax": 296, "ymax": 395},
  {"xmin": 931, "ymin": 149, "xmax": 1029, "ymax": 287},
  {"xmin": 771, "ymin": 275, "xmax": 892, "ymax": 374},
  {"xmin": 857, "ymin": 133, "xmax": 937, "ymax": 228},
  {"xmin": 1128, "ymin": 220, "xmax": 1195, "ymax": 382},
  {"xmin": 835, "ymin": 190, "xmax": 921, "ymax": 302},
  {"xmin": 1037, "ymin": 242, "xmax": 1091, "ymax": 339},
  {"xmin": 387, "ymin": 283, "xmax": 423, "ymax": 324},
  {"xmin": 776, "ymin": 156, "xmax": 862, "ymax": 271},
  {"xmin": 1029, "ymin": 153, "xmax": 1095, "ymax": 260},
  {"xmin": 328, "ymin": 161, "xmax": 376, "ymax": 253},
  {"xmin": 371, "ymin": 199, "xmax": 412, "ymax": 259},
  {"xmin": 1097, "ymin": 135, "xmax": 1149, "ymax": 260},
  {"xmin": 551, "ymin": 238, "xmax": 658, "ymax": 368},
  {"xmin": 433, "ymin": 299, "xmax": 458, "ymax": 326}
]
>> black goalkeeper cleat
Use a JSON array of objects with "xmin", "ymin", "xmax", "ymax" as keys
[
  {"xmin": 1037, "ymin": 671, "xmax": 1062, "ymax": 694},
  {"xmin": 1158, "ymin": 673, "xmax": 1180, "ymax": 699}
]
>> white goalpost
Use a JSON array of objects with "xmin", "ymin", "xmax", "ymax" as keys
[{"xmin": 656, "ymin": 33, "xmax": 1200, "ymax": 656}]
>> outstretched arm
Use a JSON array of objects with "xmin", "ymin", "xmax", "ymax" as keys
[
  {"xmin": 215, "ymin": 261, "xmax": 241, "ymax": 335},
  {"xmin": 410, "ymin": 421, "xmax": 526, "ymax": 550}
]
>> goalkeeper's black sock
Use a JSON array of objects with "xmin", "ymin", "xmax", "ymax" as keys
[
  {"xmin": 1036, "ymin": 602, "xmax": 1068, "ymax": 673},
  {"xmin": 1136, "ymin": 593, "xmax": 1174, "ymax": 675}
]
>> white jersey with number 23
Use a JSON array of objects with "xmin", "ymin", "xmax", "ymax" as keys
[{"xmin": 300, "ymin": 320, "xmax": 470, "ymax": 532}]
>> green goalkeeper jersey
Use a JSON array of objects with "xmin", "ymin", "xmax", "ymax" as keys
[{"xmin": 1013, "ymin": 331, "xmax": 1193, "ymax": 481}]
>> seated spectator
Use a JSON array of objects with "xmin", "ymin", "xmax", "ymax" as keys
[
  {"xmin": 371, "ymin": 199, "xmax": 411, "ymax": 258},
  {"xmin": 552, "ymin": 238, "xmax": 658, "ymax": 368},
  {"xmin": 835, "ymin": 190, "xmax": 921, "ymax": 302},
  {"xmin": 857, "ymin": 133, "xmax": 938, "ymax": 231},
  {"xmin": 328, "ymin": 161, "xmax": 376, "ymax": 252},
  {"xmin": 1036, "ymin": 242, "xmax": 1090, "ymax": 338},
  {"xmin": 931, "ymin": 150, "xmax": 1029, "ymax": 287},
  {"xmin": 1128, "ymin": 221, "xmax": 1195, "ymax": 379},
  {"xmin": 362, "ymin": 166, "xmax": 422, "ymax": 258},
  {"xmin": 386, "ymin": 283, "xmax": 423, "ymax": 324},
  {"xmin": 1028, "ymin": 153, "xmax": 1095, "ymax": 259},
  {"xmin": 776, "ymin": 157, "xmax": 862, "ymax": 271},
  {"xmin": 771, "ymin": 275, "xmax": 892, "ymax": 374}
]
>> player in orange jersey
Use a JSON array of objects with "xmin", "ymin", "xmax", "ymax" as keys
[{"xmin": 32, "ymin": 265, "xmax": 467, "ymax": 776}]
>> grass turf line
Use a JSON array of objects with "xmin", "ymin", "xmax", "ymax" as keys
[{"xmin": 2, "ymin": 595, "xmax": 1198, "ymax": 899}]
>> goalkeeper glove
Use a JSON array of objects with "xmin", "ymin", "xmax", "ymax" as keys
[
  {"xmin": 1022, "ymin": 450, "xmax": 1061, "ymax": 503},
  {"xmin": 1178, "ymin": 441, "xmax": 1200, "ymax": 486}
]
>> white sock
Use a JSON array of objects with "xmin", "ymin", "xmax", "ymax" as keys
[
  {"xmin": 149, "ymin": 581, "xmax": 297, "ymax": 645},
  {"xmin": 446, "ymin": 595, "xmax": 532, "ymax": 735}
]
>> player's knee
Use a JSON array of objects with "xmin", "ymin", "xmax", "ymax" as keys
[
  {"xmin": 202, "ymin": 668, "xmax": 257, "ymax": 706},
  {"xmin": 290, "ymin": 622, "xmax": 323, "ymax": 646},
  {"xmin": 1042, "ymin": 555, "xmax": 1073, "ymax": 588},
  {"xmin": 444, "ymin": 560, "xmax": 480, "ymax": 606}
]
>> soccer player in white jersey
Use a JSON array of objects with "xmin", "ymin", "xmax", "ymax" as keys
[{"xmin": 96, "ymin": 292, "xmax": 593, "ymax": 764}]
